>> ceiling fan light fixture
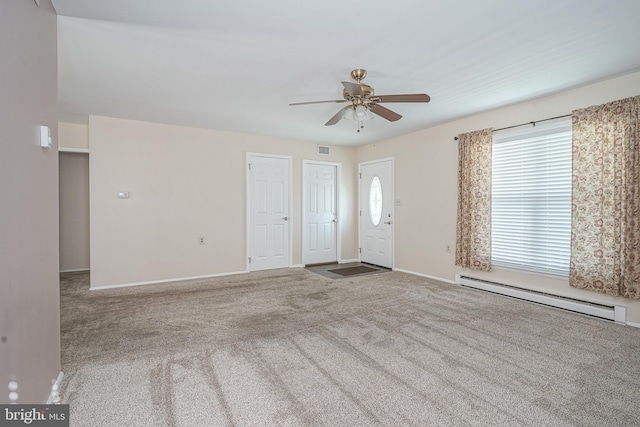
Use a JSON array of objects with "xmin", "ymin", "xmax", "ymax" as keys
[
  {"xmin": 341, "ymin": 104, "xmax": 374, "ymax": 133},
  {"xmin": 342, "ymin": 107, "xmax": 354, "ymax": 122},
  {"xmin": 343, "ymin": 105, "xmax": 373, "ymax": 123},
  {"xmin": 365, "ymin": 107, "xmax": 374, "ymax": 121},
  {"xmin": 354, "ymin": 105, "xmax": 370, "ymax": 121}
]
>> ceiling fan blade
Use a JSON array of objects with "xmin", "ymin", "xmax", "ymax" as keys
[
  {"xmin": 342, "ymin": 82, "xmax": 362, "ymax": 97},
  {"xmin": 374, "ymin": 94, "xmax": 431, "ymax": 103},
  {"xmin": 369, "ymin": 104, "xmax": 402, "ymax": 122},
  {"xmin": 325, "ymin": 106, "xmax": 352, "ymax": 126},
  {"xmin": 289, "ymin": 99, "xmax": 346, "ymax": 106}
]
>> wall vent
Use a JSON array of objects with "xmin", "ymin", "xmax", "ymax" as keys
[
  {"xmin": 318, "ymin": 145, "xmax": 331, "ymax": 155},
  {"xmin": 455, "ymin": 274, "xmax": 626, "ymax": 323}
]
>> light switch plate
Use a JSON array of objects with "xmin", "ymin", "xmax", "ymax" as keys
[{"xmin": 39, "ymin": 126, "xmax": 51, "ymax": 148}]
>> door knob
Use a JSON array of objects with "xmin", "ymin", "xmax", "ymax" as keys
[
  {"xmin": 282, "ymin": 216, "xmax": 289, "ymax": 221},
  {"xmin": 384, "ymin": 221, "xmax": 392, "ymax": 225}
]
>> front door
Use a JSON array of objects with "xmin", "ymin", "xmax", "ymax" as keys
[
  {"xmin": 304, "ymin": 162, "xmax": 337, "ymax": 265},
  {"xmin": 359, "ymin": 159, "xmax": 393, "ymax": 268},
  {"xmin": 248, "ymin": 154, "xmax": 291, "ymax": 271}
]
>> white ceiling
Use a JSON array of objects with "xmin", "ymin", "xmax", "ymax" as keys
[{"xmin": 53, "ymin": 0, "xmax": 640, "ymax": 146}]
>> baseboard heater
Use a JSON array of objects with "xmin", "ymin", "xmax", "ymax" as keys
[{"xmin": 455, "ymin": 274, "xmax": 626, "ymax": 323}]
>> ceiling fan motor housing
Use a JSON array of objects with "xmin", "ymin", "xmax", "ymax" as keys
[{"xmin": 343, "ymin": 84, "xmax": 374, "ymax": 103}]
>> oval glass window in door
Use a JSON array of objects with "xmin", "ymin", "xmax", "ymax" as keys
[{"xmin": 369, "ymin": 175, "xmax": 383, "ymax": 226}]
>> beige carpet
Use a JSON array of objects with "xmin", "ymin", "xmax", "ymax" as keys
[{"xmin": 59, "ymin": 269, "xmax": 640, "ymax": 426}]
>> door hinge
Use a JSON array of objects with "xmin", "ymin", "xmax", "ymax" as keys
[
  {"xmin": 358, "ymin": 172, "xmax": 362, "ymax": 179},
  {"xmin": 248, "ymin": 257, "xmax": 252, "ymax": 263},
  {"xmin": 359, "ymin": 210, "xmax": 361, "ymax": 216},
  {"xmin": 248, "ymin": 163, "xmax": 252, "ymax": 170},
  {"xmin": 359, "ymin": 248, "xmax": 361, "ymax": 253}
]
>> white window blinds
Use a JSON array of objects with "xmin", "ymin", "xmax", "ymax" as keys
[{"xmin": 491, "ymin": 119, "xmax": 572, "ymax": 276}]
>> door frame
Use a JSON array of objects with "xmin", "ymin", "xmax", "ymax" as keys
[
  {"xmin": 302, "ymin": 160, "xmax": 342, "ymax": 266},
  {"xmin": 358, "ymin": 157, "xmax": 395, "ymax": 268},
  {"xmin": 245, "ymin": 152, "xmax": 293, "ymax": 272}
]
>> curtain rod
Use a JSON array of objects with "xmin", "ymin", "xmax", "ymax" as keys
[{"xmin": 453, "ymin": 113, "xmax": 572, "ymax": 141}]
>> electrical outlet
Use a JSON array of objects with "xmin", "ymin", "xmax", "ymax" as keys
[
  {"xmin": 446, "ymin": 244, "xmax": 451, "ymax": 253},
  {"xmin": 198, "ymin": 237, "xmax": 205, "ymax": 245}
]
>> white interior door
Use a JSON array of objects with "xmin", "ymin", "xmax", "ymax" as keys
[
  {"xmin": 304, "ymin": 163, "xmax": 337, "ymax": 265},
  {"xmin": 248, "ymin": 154, "xmax": 291, "ymax": 271},
  {"xmin": 359, "ymin": 159, "xmax": 393, "ymax": 268}
]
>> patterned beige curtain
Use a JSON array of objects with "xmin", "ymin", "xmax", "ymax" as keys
[
  {"xmin": 455, "ymin": 128, "xmax": 493, "ymax": 271},
  {"xmin": 570, "ymin": 95, "xmax": 640, "ymax": 299}
]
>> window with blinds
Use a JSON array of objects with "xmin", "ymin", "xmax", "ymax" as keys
[{"xmin": 491, "ymin": 119, "xmax": 572, "ymax": 277}]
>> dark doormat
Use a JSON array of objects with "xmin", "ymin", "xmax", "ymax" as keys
[{"xmin": 328, "ymin": 266, "xmax": 380, "ymax": 276}]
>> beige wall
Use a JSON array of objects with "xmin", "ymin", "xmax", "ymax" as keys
[
  {"xmin": 59, "ymin": 153, "xmax": 90, "ymax": 271},
  {"xmin": 356, "ymin": 70, "xmax": 640, "ymax": 323},
  {"xmin": 59, "ymin": 122, "xmax": 89, "ymax": 150},
  {"xmin": 0, "ymin": 0, "xmax": 60, "ymax": 403},
  {"xmin": 89, "ymin": 115, "xmax": 358, "ymax": 288}
]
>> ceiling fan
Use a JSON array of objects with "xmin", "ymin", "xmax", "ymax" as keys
[{"xmin": 289, "ymin": 69, "xmax": 430, "ymax": 132}]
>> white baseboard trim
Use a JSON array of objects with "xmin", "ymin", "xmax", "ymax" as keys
[
  {"xmin": 58, "ymin": 147, "xmax": 89, "ymax": 154},
  {"xmin": 60, "ymin": 268, "xmax": 90, "ymax": 273},
  {"xmin": 392, "ymin": 268, "xmax": 456, "ymax": 284},
  {"xmin": 90, "ymin": 270, "xmax": 249, "ymax": 291},
  {"xmin": 627, "ymin": 321, "xmax": 640, "ymax": 328},
  {"xmin": 290, "ymin": 264, "xmax": 305, "ymax": 268},
  {"xmin": 46, "ymin": 371, "xmax": 64, "ymax": 404},
  {"xmin": 339, "ymin": 258, "xmax": 360, "ymax": 264}
]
